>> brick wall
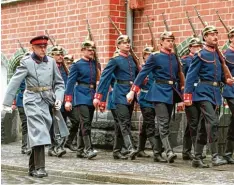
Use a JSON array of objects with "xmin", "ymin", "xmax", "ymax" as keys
[{"xmin": 1, "ymin": 0, "xmax": 234, "ymax": 67}]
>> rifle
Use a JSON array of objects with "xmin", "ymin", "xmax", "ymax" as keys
[
  {"xmin": 194, "ymin": 8, "xmax": 233, "ymax": 81},
  {"xmin": 108, "ymin": 16, "xmax": 141, "ymax": 71},
  {"xmin": 17, "ymin": 40, "xmax": 26, "ymax": 53},
  {"xmin": 161, "ymin": 13, "xmax": 185, "ymax": 90},
  {"xmin": 194, "ymin": 6, "xmax": 207, "ymax": 27},
  {"xmin": 86, "ymin": 19, "xmax": 101, "ymax": 81},
  {"xmin": 45, "ymin": 30, "xmax": 69, "ymax": 75},
  {"xmin": 146, "ymin": 15, "xmax": 157, "ymax": 51},
  {"xmin": 216, "ymin": 10, "xmax": 230, "ymax": 33},
  {"xmin": 185, "ymin": 11, "xmax": 198, "ymax": 38}
]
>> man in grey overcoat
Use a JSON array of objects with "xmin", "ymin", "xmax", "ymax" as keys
[{"xmin": 2, "ymin": 35, "xmax": 65, "ymax": 178}]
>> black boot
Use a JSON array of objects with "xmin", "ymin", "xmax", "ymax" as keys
[
  {"xmin": 148, "ymin": 136, "xmax": 166, "ymax": 163},
  {"xmin": 223, "ymin": 140, "xmax": 234, "ymax": 164},
  {"xmin": 65, "ymin": 131, "xmax": 77, "ymax": 151},
  {"xmin": 113, "ymin": 136, "xmax": 128, "ymax": 160},
  {"xmin": 210, "ymin": 142, "xmax": 227, "ymax": 166},
  {"xmin": 28, "ymin": 148, "xmax": 35, "ymax": 176},
  {"xmin": 83, "ymin": 135, "xmax": 97, "ymax": 159},
  {"xmin": 76, "ymin": 135, "xmax": 86, "ymax": 158},
  {"xmin": 182, "ymin": 135, "xmax": 194, "ymax": 160},
  {"xmin": 136, "ymin": 135, "xmax": 150, "ymax": 158},
  {"xmin": 192, "ymin": 144, "xmax": 209, "ymax": 168},
  {"xmin": 21, "ymin": 134, "xmax": 28, "ymax": 154},
  {"xmin": 161, "ymin": 137, "xmax": 177, "ymax": 163},
  {"xmin": 55, "ymin": 137, "xmax": 67, "ymax": 158},
  {"xmin": 123, "ymin": 135, "xmax": 137, "ymax": 160},
  {"xmin": 48, "ymin": 145, "xmax": 57, "ymax": 157},
  {"xmin": 33, "ymin": 145, "xmax": 48, "ymax": 178}
]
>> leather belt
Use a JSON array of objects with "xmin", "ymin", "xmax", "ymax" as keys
[
  {"xmin": 141, "ymin": 89, "xmax": 148, "ymax": 93},
  {"xmin": 116, "ymin": 80, "xmax": 133, "ymax": 85},
  {"xmin": 76, "ymin": 82, "xmax": 96, "ymax": 89},
  {"xmin": 200, "ymin": 80, "xmax": 220, "ymax": 87},
  {"xmin": 27, "ymin": 86, "xmax": 52, "ymax": 92},
  {"xmin": 155, "ymin": 79, "xmax": 175, "ymax": 85}
]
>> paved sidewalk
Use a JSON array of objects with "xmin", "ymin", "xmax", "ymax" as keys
[{"xmin": 1, "ymin": 141, "xmax": 234, "ymax": 184}]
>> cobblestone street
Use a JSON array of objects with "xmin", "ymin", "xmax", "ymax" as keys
[{"xmin": 1, "ymin": 141, "xmax": 234, "ymax": 184}]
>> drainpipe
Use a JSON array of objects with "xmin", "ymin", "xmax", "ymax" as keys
[{"xmin": 126, "ymin": 0, "xmax": 133, "ymax": 46}]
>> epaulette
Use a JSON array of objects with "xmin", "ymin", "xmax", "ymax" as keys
[
  {"xmin": 197, "ymin": 49, "xmax": 215, "ymax": 63},
  {"xmin": 152, "ymin": 51, "xmax": 160, "ymax": 55}
]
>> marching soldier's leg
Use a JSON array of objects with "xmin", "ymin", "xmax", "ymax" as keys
[
  {"xmin": 48, "ymin": 123, "xmax": 57, "ymax": 157},
  {"xmin": 224, "ymin": 98, "xmax": 234, "ymax": 164},
  {"xmin": 79, "ymin": 105, "xmax": 97, "ymax": 159},
  {"xmin": 183, "ymin": 104, "xmax": 199, "ymax": 160},
  {"xmin": 200, "ymin": 101, "xmax": 227, "ymax": 166},
  {"xmin": 32, "ymin": 145, "xmax": 48, "ymax": 178},
  {"xmin": 28, "ymin": 148, "xmax": 35, "ymax": 176},
  {"xmin": 137, "ymin": 107, "xmax": 151, "ymax": 158},
  {"xmin": 116, "ymin": 104, "xmax": 137, "ymax": 160},
  {"xmin": 65, "ymin": 107, "xmax": 79, "ymax": 151},
  {"xmin": 112, "ymin": 109, "xmax": 128, "ymax": 160},
  {"xmin": 76, "ymin": 129, "xmax": 85, "ymax": 158},
  {"xmin": 155, "ymin": 103, "xmax": 177, "ymax": 163},
  {"xmin": 18, "ymin": 107, "xmax": 31, "ymax": 155}
]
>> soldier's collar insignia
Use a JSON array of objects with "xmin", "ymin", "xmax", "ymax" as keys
[{"xmin": 160, "ymin": 48, "xmax": 172, "ymax": 55}]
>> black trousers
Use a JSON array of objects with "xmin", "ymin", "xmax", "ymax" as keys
[
  {"xmin": 184, "ymin": 104, "xmax": 207, "ymax": 145},
  {"xmin": 115, "ymin": 103, "xmax": 134, "ymax": 137},
  {"xmin": 226, "ymin": 98, "xmax": 234, "ymax": 141},
  {"xmin": 195, "ymin": 101, "xmax": 219, "ymax": 144},
  {"xmin": 111, "ymin": 109, "xmax": 122, "ymax": 137},
  {"xmin": 75, "ymin": 105, "xmax": 95, "ymax": 136},
  {"xmin": 154, "ymin": 103, "xmax": 173, "ymax": 139},
  {"xmin": 18, "ymin": 107, "xmax": 27, "ymax": 136},
  {"xmin": 29, "ymin": 145, "xmax": 45, "ymax": 171},
  {"xmin": 140, "ymin": 107, "xmax": 156, "ymax": 138}
]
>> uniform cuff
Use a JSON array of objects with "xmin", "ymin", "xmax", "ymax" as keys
[
  {"xmin": 12, "ymin": 100, "xmax": 16, "ymax": 105},
  {"xmin": 131, "ymin": 85, "xmax": 140, "ymax": 93},
  {"xmin": 65, "ymin": 95, "xmax": 72, "ymax": 102},
  {"xmin": 100, "ymin": 102, "xmax": 106, "ymax": 107},
  {"xmin": 183, "ymin": 93, "xmax": 192, "ymax": 101},
  {"xmin": 94, "ymin": 93, "xmax": 103, "ymax": 100}
]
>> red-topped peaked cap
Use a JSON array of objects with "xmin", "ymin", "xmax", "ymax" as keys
[{"xmin": 30, "ymin": 35, "xmax": 49, "ymax": 45}]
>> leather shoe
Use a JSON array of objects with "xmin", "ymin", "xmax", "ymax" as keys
[
  {"xmin": 48, "ymin": 148, "xmax": 57, "ymax": 157},
  {"xmin": 56, "ymin": 148, "xmax": 66, "ymax": 157},
  {"xmin": 182, "ymin": 152, "xmax": 194, "ymax": 160},
  {"xmin": 137, "ymin": 151, "xmax": 150, "ymax": 158},
  {"xmin": 30, "ymin": 168, "xmax": 48, "ymax": 178}
]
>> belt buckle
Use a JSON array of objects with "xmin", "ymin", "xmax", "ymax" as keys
[
  {"xmin": 90, "ymin": 84, "xmax": 94, "ymax": 89},
  {"xmin": 168, "ymin": 81, "xmax": 173, "ymax": 85},
  {"xmin": 129, "ymin": 81, "xmax": 133, "ymax": 85},
  {"xmin": 213, "ymin": 82, "xmax": 218, "ymax": 86},
  {"xmin": 42, "ymin": 87, "xmax": 47, "ymax": 91}
]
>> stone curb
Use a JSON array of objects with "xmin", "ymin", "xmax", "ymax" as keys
[{"xmin": 1, "ymin": 164, "xmax": 178, "ymax": 184}]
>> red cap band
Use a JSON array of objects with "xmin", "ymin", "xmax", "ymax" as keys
[{"xmin": 31, "ymin": 39, "xmax": 48, "ymax": 45}]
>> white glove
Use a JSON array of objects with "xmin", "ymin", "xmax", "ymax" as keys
[
  {"xmin": 54, "ymin": 100, "xmax": 62, "ymax": 110},
  {"xmin": 65, "ymin": 102, "xmax": 72, "ymax": 111},
  {"xmin": 126, "ymin": 91, "xmax": 135, "ymax": 104},
  {"xmin": 2, "ymin": 105, "xmax": 12, "ymax": 114}
]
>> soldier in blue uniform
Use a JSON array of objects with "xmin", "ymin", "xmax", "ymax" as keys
[
  {"xmin": 127, "ymin": 32, "xmax": 182, "ymax": 163},
  {"xmin": 222, "ymin": 28, "xmax": 234, "ymax": 164},
  {"xmin": 184, "ymin": 26, "xmax": 233, "ymax": 168},
  {"xmin": 137, "ymin": 46, "xmax": 166, "ymax": 162},
  {"xmin": 181, "ymin": 37, "xmax": 204, "ymax": 160},
  {"xmin": 65, "ymin": 40, "xmax": 98, "ymax": 159},
  {"xmin": 63, "ymin": 54, "xmax": 79, "ymax": 152},
  {"xmin": 48, "ymin": 46, "xmax": 68, "ymax": 157},
  {"xmin": 93, "ymin": 35, "xmax": 138, "ymax": 160}
]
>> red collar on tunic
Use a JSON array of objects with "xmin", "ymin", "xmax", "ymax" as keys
[
  {"xmin": 119, "ymin": 51, "xmax": 129, "ymax": 57},
  {"xmin": 204, "ymin": 45, "xmax": 216, "ymax": 52},
  {"xmin": 160, "ymin": 48, "xmax": 172, "ymax": 55}
]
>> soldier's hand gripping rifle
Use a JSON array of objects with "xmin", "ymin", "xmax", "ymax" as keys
[
  {"xmin": 186, "ymin": 11, "xmax": 199, "ymax": 38},
  {"xmin": 161, "ymin": 13, "xmax": 185, "ymax": 90},
  {"xmin": 194, "ymin": 8, "xmax": 233, "ymax": 81},
  {"xmin": 146, "ymin": 15, "xmax": 158, "ymax": 51},
  {"xmin": 86, "ymin": 19, "xmax": 101, "ymax": 81},
  {"xmin": 45, "ymin": 30, "xmax": 69, "ymax": 75},
  {"xmin": 108, "ymin": 16, "xmax": 141, "ymax": 71}
]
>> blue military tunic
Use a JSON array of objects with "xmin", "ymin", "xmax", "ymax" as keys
[
  {"xmin": 133, "ymin": 49, "xmax": 182, "ymax": 104},
  {"xmin": 223, "ymin": 47, "xmax": 234, "ymax": 98},
  {"xmin": 96, "ymin": 53, "xmax": 138, "ymax": 105},
  {"xmin": 107, "ymin": 75, "xmax": 116, "ymax": 110},
  {"xmin": 138, "ymin": 71, "xmax": 154, "ymax": 108},
  {"xmin": 65, "ymin": 58, "xmax": 97, "ymax": 106},
  {"xmin": 16, "ymin": 80, "xmax": 26, "ymax": 107},
  {"xmin": 184, "ymin": 47, "xmax": 223, "ymax": 105},
  {"xmin": 182, "ymin": 53, "xmax": 194, "ymax": 77}
]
